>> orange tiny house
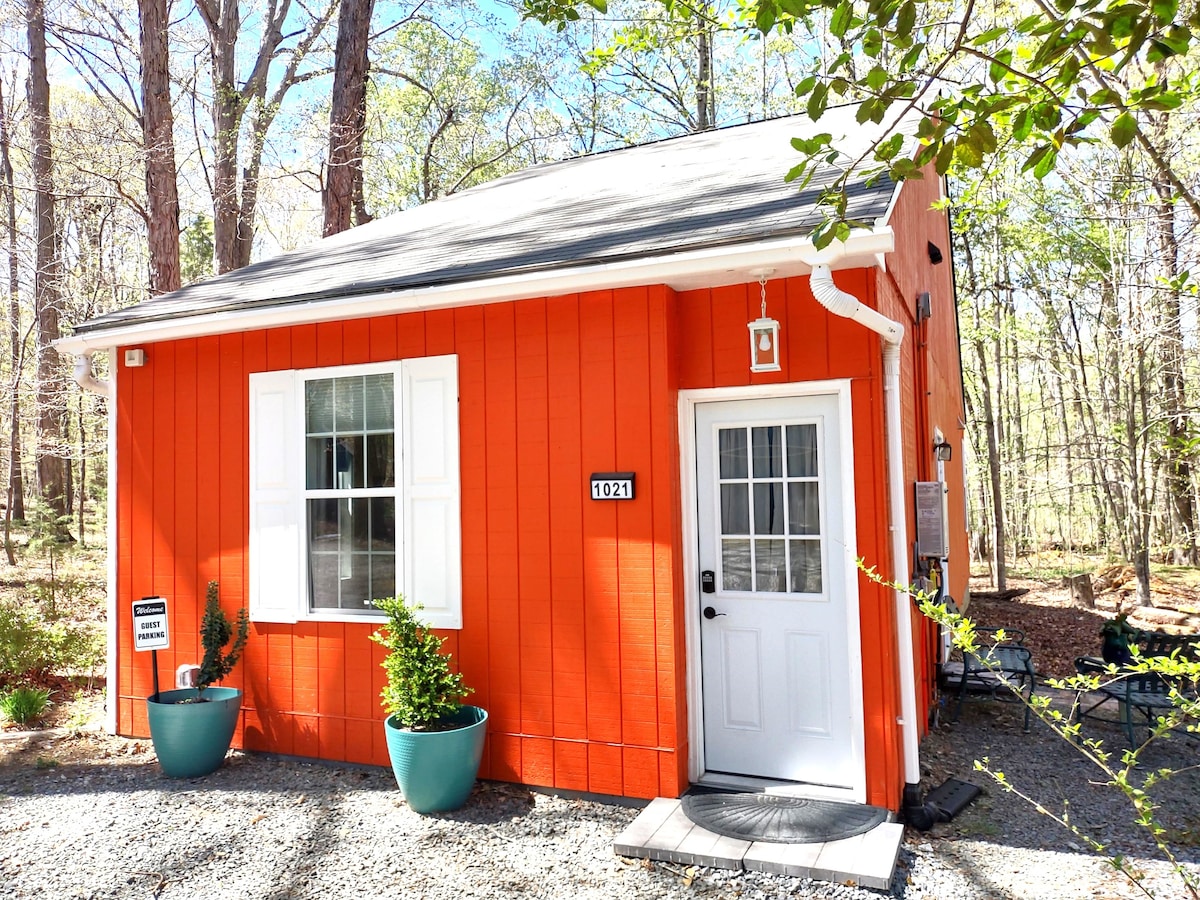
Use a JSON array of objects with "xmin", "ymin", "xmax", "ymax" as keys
[{"xmin": 59, "ymin": 110, "xmax": 966, "ymax": 817}]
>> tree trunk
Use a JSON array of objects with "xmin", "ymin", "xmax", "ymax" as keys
[
  {"xmin": 139, "ymin": 0, "xmax": 182, "ymax": 295},
  {"xmin": 0, "ymin": 76, "xmax": 24, "ymax": 527},
  {"xmin": 695, "ymin": 11, "xmax": 714, "ymax": 131},
  {"xmin": 323, "ymin": 0, "xmax": 376, "ymax": 236},
  {"xmin": 27, "ymin": 0, "xmax": 69, "ymax": 519}
]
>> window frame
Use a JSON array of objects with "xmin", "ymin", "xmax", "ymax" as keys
[
  {"xmin": 300, "ymin": 360, "xmax": 404, "ymax": 621},
  {"xmin": 248, "ymin": 355, "xmax": 462, "ymax": 629}
]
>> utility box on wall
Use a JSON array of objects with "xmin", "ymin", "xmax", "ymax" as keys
[{"xmin": 914, "ymin": 481, "xmax": 949, "ymax": 559}]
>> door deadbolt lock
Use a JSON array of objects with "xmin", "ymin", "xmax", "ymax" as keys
[{"xmin": 701, "ymin": 570, "xmax": 715, "ymax": 594}]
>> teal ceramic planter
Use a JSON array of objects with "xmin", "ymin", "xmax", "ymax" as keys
[
  {"xmin": 146, "ymin": 687, "xmax": 241, "ymax": 778},
  {"xmin": 384, "ymin": 705, "xmax": 488, "ymax": 813}
]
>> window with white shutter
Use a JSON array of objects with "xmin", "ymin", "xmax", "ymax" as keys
[{"xmin": 248, "ymin": 356, "xmax": 461, "ymax": 627}]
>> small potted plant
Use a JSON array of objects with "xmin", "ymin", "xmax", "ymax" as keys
[
  {"xmin": 1101, "ymin": 611, "xmax": 1141, "ymax": 666},
  {"xmin": 370, "ymin": 595, "xmax": 487, "ymax": 813},
  {"xmin": 146, "ymin": 581, "xmax": 249, "ymax": 778}
]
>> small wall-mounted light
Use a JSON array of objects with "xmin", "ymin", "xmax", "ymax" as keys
[
  {"xmin": 933, "ymin": 440, "xmax": 953, "ymax": 462},
  {"xmin": 748, "ymin": 268, "xmax": 781, "ymax": 373},
  {"xmin": 124, "ymin": 349, "xmax": 146, "ymax": 367}
]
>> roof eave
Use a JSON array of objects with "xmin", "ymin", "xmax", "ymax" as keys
[{"xmin": 55, "ymin": 227, "xmax": 895, "ymax": 356}]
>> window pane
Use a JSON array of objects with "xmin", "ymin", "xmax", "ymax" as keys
[
  {"xmin": 333, "ymin": 435, "xmax": 364, "ymax": 489},
  {"xmin": 371, "ymin": 554, "xmax": 396, "ymax": 603},
  {"xmin": 364, "ymin": 374, "xmax": 394, "ymax": 431},
  {"xmin": 755, "ymin": 540, "xmax": 787, "ymax": 592},
  {"xmin": 788, "ymin": 482, "xmax": 820, "ymax": 535},
  {"xmin": 339, "ymin": 555, "xmax": 372, "ymax": 609},
  {"xmin": 366, "ymin": 434, "xmax": 395, "ymax": 488},
  {"xmin": 307, "ymin": 496, "xmax": 398, "ymax": 611},
  {"xmin": 720, "ymin": 484, "xmax": 749, "ymax": 535},
  {"xmin": 752, "ymin": 426, "xmax": 782, "ymax": 477},
  {"xmin": 306, "ymin": 436, "xmax": 334, "ymax": 490},
  {"xmin": 334, "ymin": 376, "xmax": 364, "ymax": 431},
  {"xmin": 787, "ymin": 424, "xmax": 818, "ymax": 477},
  {"xmin": 718, "ymin": 428, "xmax": 747, "ymax": 479},
  {"xmin": 753, "ymin": 483, "xmax": 784, "ymax": 534},
  {"xmin": 305, "ymin": 379, "xmax": 333, "ymax": 433},
  {"xmin": 370, "ymin": 497, "xmax": 396, "ymax": 548},
  {"xmin": 722, "ymin": 539, "xmax": 751, "ymax": 591},
  {"xmin": 790, "ymin": 540, "xmax": 823, "ymax": 593},
  {"xmin": 309, "ymin": 552, "xmax": 340, "ymax": 609}
]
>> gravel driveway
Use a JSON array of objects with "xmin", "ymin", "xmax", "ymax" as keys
[{"xmin": 2, "ymin": 692, "xmax": 1198, "ymax": 899}]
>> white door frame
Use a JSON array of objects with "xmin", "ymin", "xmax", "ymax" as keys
[{"xmin": 679, "ymin": 380, "xmax": 867, "ymax": 803}]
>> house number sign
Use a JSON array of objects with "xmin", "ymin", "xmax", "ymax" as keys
[
  {"xmin": 132, "ymin": 597, "xmax": 170, "ymax": 651},
  {"xmin": 590, "ymin": 472, "xmax": 635, "ymax": 500}
]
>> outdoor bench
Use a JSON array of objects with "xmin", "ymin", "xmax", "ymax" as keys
[
  {"xmin": 941, "ymin": 627, "xmax": 1036, "ymax": 733},
  {"xmin": 1073, "ymin": 631, "xmax": 1200, "ymax": 747}
]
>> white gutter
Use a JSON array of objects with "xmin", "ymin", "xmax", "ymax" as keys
[
  {"xmin": 72, "ymin": 351, "xmax": 118, "ymax": 734},
  {"xmin": 808, "ymin": 264, "xmax": 920, "ymax": 793},
  {"xmin": 54, "ymin": 228, "xmax": 896, "ymax": 355}
]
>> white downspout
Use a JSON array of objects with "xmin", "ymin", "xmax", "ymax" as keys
[
  {"xmin": 73, "ymin": 351, "xmax": 118, "ymax": 735},
  {"xmin": 808, "ymin": 265, "xmax": 923, "ymax": 802}
]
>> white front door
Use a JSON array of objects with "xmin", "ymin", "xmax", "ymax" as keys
[{"xmin": 695, "ymin": 393, "xmax": 861, "ymax": 790}]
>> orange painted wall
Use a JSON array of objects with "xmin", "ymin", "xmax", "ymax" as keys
[{"xmin": 115, "ymin": 286, "xmax": 689, "ymax": 799}]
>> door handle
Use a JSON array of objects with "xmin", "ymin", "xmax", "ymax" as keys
[{"xmin": 703, "ymin": 606, "xmax": 726, "ymax": 620}]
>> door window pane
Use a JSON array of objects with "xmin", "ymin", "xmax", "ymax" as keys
[
  {"xmin": 719, "ymin": 429, "xmax": 748, "ymax": 479},
  {"xmin": 722, "ymin": 539, "xmax": 751, "ymax": 591},
  {"xmin": 755, "ymin": 540, "xmax": 787, "ymax": 592},
  {"xmin": 721, "ymin": 484, "xmax": 749, "ymax": 535},
  {"xmin": 788, "ymin": 482, "xmax": 820, "ymax": 535},
  {"xmin": 305, "ymin": 380, "xmax": 334, "ymax": 433},
  {"xmin": 790, "ymin": 540, "xmax": 823, "ymax": 593},
  {"xmin": 787, "ymin": 424, "xmax": 818, "ymax": 477},
  {"xmin": 752, "ymin": 426, "xmax": 782, "ymax": 477},
  {"xmin": 753, "ymin": 483, "xmax": 785, "ymax": 535}
]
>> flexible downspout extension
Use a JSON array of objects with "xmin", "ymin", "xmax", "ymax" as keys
[{"xmin": 809, "ymin": 265, "xmax": 938, "ymax": 830}]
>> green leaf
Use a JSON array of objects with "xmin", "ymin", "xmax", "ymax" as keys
[
  {"xmin": 866, "ymin": 65, "xmax": 888, "ymax": 91},
  {"xmin": 1152, "ymin": 0, "xmax": 1177, "ymax": 20},
  {"xmin": 755, "ymin": 3, "xmax": 777, "ymax": 34},
  {"xmin": 931, "ymin": 140, "xmax": 950, "ymax": 175},
  {"xmin": 875, "ymin": 132, "xmax": 905, "ymax": 161},
  {"xmin": 895, "ymin": 0, "xmax": 916, "ymax": 37},
  {"xmin": 1110, "ymin": 111, "xmax": 1137, "ymax": 148},
  {"xmin": 863, "ymin": 27, "xmax": 883, "ymax": 57},
  {"xmin": 1013, "ymin": 14, "xmax": 1042, "ymax": 33},
  {"xmin": 830, "ymin": 2, "xmax": 853, "ymax": 37},
  {"xmin": 971, "ymin": 26, "xmax": 1008, "ymax": 46},
  {"xmin": 794, "ymin": 75, "xmax": 818, "ymax": 97},
  {"xmin": 807, "ymin": 82, "xmax": 829, "ymax": 119}
]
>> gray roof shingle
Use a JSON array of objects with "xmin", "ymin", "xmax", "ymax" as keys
[{"xmin": 70, "ymin": 107, "xmax": 908, "ymax": 337}]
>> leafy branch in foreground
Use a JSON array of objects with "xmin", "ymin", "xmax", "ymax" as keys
[
  {"xmin": 858, "ymin": 560, "xmax": 1200, "ymax": 899},
  {"xmin": 526, "ymin": 0, "xmax": 1200, "ymax": 247}
]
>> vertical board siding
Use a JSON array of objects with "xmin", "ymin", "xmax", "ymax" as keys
[{"xmin": 115, "ymin": 287, "xmax": 684, "ymax": 798}]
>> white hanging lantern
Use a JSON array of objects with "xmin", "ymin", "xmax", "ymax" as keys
[{"xmin": 748, "ymin": 270, "xmax": 781, "ymax": 373}]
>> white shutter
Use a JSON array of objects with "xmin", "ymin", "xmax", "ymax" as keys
[
  {"xmin": 401, "ymin": 355, "xmax": 462, "ymax": 629},
  {"xmin": 248, "ymin": 370, "xmax": 300, "ymax": 623}
]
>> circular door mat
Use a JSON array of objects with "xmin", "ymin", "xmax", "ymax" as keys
[{"xmin": 681, "ymin": 790, "xmax": 888, "ymax": 844}]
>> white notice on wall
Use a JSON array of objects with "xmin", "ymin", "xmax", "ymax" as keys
[{"xmin": 132, "ymin": 597, "xmax": 170, "ymax": 652}]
